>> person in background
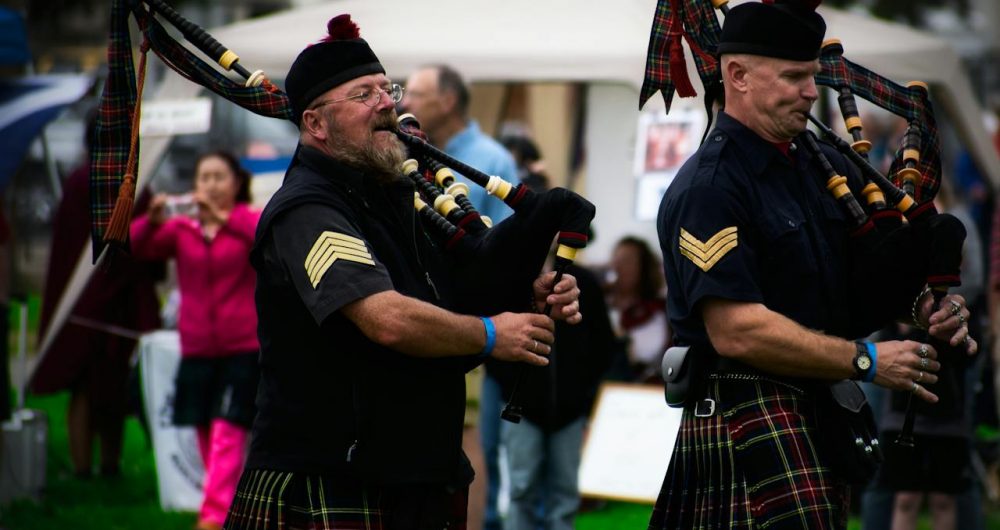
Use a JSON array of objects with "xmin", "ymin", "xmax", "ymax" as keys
[
  {"xmin": 34, "ymin": 110, "xmax": 162, "ymax": 479},
  {"xmin": 403, "ymin": 64, "xmax": 520, "ymax": 530},
  {"xmin": 607, "ymin": 236, "xmax": 670, "ymax": 382},
  {"xmin": 130, "ymin": 150, "xmax": 260, "ymax": 530},
  {"xmin": 870, "ymin": 181, "xmax": 986, "ymax": 530},
  {"xmin": 501, "ymin": 135, "xmax": 550, "ymax": 193},
  {"xmin": 496, "ymin": 258, "xmax": 616, "ymax": 530},
  {"xmin": 401, "ymin": 64, "xmax": 517, "ymax": 227}
]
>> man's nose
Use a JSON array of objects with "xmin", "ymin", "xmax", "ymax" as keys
[{"xmin": 802, "ymin": 78, "xmax": 819, "ymax": 102}]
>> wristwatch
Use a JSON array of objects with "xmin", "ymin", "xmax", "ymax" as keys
[{"xmin": 852, "ymin": 341, "xmax": 873, "ymax": 380}]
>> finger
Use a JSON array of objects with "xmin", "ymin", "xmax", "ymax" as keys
[
  {"xmin": 929, "ymin": 296, "xmax": 966, "ymax": 325},
  {"xmin": 565, "ymin": 312, "xmax": 583, "ymax": 325},
  {"xmin": 928, "ymin": 308, "xmax": 953, "ymax": 326},
  {"xmin": 911, "ymin": 370, "xmax": 938, "ymax": 385},
  {"xmin": 531, "ymin": 341, "xmax": 552, "ymax": 356},
  {"xmin": 913, "ymin": 383, "xmax": 939, "ymax": 404},
  {"xmin": 537, "ymin": 271, "xmax": 558, "ymax": 290},
  {"xmin": 553, "ymin": 274, "xmax": 577, "ymax": 294},
  {"xmin": 557, "ymin": 300, "xmax": 580, "ymax": 317},
  {"xmin": 913, "ymin": 354, "xmax": 941, "ymax": 373},
  {"xmin": 930, "ymin": 314, "xmax": 968, "ymax": 336},
  {"xmin": 530, "ymin": 314, "xmax": 556, "ymax": 332},
  {"xmin": 531, "ymin": 329, "xmax": 555, "ymax": 345},
  {"xmin": 546, "ymin": 287, "xmax": 580, "ymax": 306},
  {"xmin": 522, "ymin": 351, "xmax": 549, "ymax": 366},
  {"xmin": 924, "ymin": 359, "xmax": 942, "ymax": 373},
  {"xmin": 949, "ymin": 325, "xmax": 971, "ymax": 347},
  {"xmin": 914, "ymin": 343, "xmax": 938, "ymax": 360},
  {"xmin": 965, "ymin": 337, "xmax": 978, "ymax": 355},
  {"xmin": 521, "ymin": 337, "xmax": 550, "ymax": 363}
]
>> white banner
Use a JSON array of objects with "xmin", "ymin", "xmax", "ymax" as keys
[
  {"xmin": 579, "ymin": 383, "xmax": 682, "ymax": 503},
  {"xmin": 139, "ymin": 330, "xmax": 204, "ymax": 512},
  {"xmin": 139, "ymin": 98, "xmax": 213, "ymax": 137}
]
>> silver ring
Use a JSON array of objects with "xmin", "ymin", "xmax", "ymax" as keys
[
  {"xmin": 911, "ymin": 381, "xmax": 920, "ymax": 393},
  {"xmin": 958, "ymin": 313, "xmax": 966, "ymax": 324},
  {"xmin": 532, "ymin": 340, "xmax": 538, "ymax": 352},
  {"xmin": 918, "ymin": 344, "xmax": 929, "ymax": 358},
  {"xmin": 949, "ymin": 299, "xmax": 962, "ymax": 315},
  {"xmin": 916, "ymin": 371, "xmax": 924, "ymax": 382},
  {"xmin": 920, "ymin": 357, "xmax": 929, "ymax": 369},
  {"xmin": 963, "ymin": 335, "xmax": 972, "ymax": 346}
]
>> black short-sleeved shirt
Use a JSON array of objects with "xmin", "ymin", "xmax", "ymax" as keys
[
  {"xmin": 246, "ymin": 146, "xmax": 479, "ymax": 487},
  {"xmin": 657, "ymin": 112, "xmax": 867, "ymax": 361}
]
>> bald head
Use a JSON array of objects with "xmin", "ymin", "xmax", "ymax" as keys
[{"xmin": 401, "ymin": 64, "xmax": 470, "ymax": 145}]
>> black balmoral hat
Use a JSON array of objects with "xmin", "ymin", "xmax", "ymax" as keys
[
  {"xmin": 717, "ymin": 0, "xmax": 826, "ymax": 61},
  {"xmin": 285, "ymin": 14, "xmax": 385, "ymax": 124}
]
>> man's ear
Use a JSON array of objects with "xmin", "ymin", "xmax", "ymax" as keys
[
  {"xmin": 301, "ymin": 109, "xmax": 328, "ymax": 142},
  {"xmin": 440, "ymin": 89, "xmax": 458, "ymax": 115},
  {"xmin": 725, "ymin": 58, "xmax": 750, "ymax": 93}
]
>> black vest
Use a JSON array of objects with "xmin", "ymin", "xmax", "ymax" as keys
[{"xmin": 246, "ymin": 146, "xmax": 474, "ymax": 486}]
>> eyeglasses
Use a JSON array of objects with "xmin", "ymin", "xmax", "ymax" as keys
[{"xmin": 310, "ymin": 83, "xmax": 404, "ymax": 110}]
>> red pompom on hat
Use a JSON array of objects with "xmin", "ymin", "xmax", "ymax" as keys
[
  {"xmin": 322, "ymin": 14, "xmax": 360, "ymax": 42},
  {"xmin": 285, "ymin": 14, "xmax": 385, "ymax": 124}
]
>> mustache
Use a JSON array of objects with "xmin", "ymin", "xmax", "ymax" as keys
[{"xmin": 372, "ymin": 111, "xmax": 400, "ymax": 133}]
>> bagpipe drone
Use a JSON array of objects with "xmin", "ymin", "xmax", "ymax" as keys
[
  {"xmin": 641, "ymin": 0, "xmax": 967, "ymax": 449},
  {"xmin": 91, "ymin": 1, "xmax": 595, "ymax": 423}
]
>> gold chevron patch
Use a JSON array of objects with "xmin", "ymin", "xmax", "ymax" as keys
[
  {"xmin": 679, "ymin": 226, "xmax": 738, "ymax": 272},
  {"xmin": 304, "ymin": 231, "xmax": 376, "ymax": 288}
]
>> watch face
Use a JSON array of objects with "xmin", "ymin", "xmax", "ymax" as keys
[{"xmin": 857, "ymin": 356, "xmax": 872, "ymax": 371}]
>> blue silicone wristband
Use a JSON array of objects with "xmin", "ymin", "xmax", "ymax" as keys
[
  {"xmin": 478, "ymin": 317, "xmax": 496, "ymax": 359},
  {"xmin": 863, "ymin": 341, "xmax": 877, "ymax": 383}
]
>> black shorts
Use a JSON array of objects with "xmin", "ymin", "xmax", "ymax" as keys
[
  {"xmin": 878, "ymin": 432, "xmax": 971, "ymax": 493},
  {"xmin": 172, "ymin": 352, "xmax": 259, "ymax": 428}
]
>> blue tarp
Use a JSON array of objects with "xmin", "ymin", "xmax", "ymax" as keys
[
  {"xmin": 0, "ymin": 75, "xmax": 91, "ymax": 189},
  {"xmin": 0, "ymin": 7, "xmax": 29, "ymax": 66}
]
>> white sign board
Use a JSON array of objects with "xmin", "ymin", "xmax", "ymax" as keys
[
  {"xmin": 631, "ymin": 108, "xmax": 704, "ymax": 221},
  {"xmin": 579, "ymin": 382, "xmax": 683, "ymax": 504},
  {"xmin": 140, "ymin": 98, "xmax": 213, "ymax": 137},
  {"xmin": 139, "ymin": 330, "xmax": 204, "ymax": 512}
]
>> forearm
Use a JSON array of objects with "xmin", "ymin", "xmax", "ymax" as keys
[
  {"xmin": 341, "ymin": 290, "xmax": 485, "ymax": 358},
  {"xmin": 130, "ymin": 215, "xmax": 175, "ymax": 260},
  {"xmin": 704, "ymin": 299, "xmax": 855, "ymax": 380}
]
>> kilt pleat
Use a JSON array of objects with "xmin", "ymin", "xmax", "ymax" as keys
[
  {"xmin": 224, "ymin": 468, "xmax": 469, "ymax": 530},
  {"xmin": 225, "ymin": 469, "xmax": 382, "ymax": 530},
  {"xmin": 648, "ymin": 378, "xmax": 848, "ymax": 530}
]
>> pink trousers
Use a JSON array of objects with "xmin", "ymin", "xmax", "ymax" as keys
[{"xmin": 196, "ymin": 418, "xmax": 248, "ymax": 526}]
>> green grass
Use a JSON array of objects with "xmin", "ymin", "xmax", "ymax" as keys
[
  {"xmin": 0, "ymin": 392, "xmax": 196, "ymax": 530},
  {"xmin": 577, "ymin": 501, "xmax": 652, "ymax": 529},
  {"xmin": 4, "ymin": 391, "xmax": 1000, "ymax": 530}
]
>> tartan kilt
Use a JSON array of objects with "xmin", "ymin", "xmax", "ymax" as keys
[
  {"xmin": 648, "ymin": 376, "xmax": 849, "ymax": 530},
  {"xmin": 224, "ymin": 468, "xmax": 468, "ymax": 530}
]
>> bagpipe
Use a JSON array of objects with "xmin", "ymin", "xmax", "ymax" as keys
[
  {"xmin": 92, "ymin": 1, "xmax": 595, "ymax": 423},
  {"xmin": 640, "ymin": 0, "xmax": 967, "ymax": 448},
  {"xmin": 394, "ymin": 114, "xmax": 595, "ymax": 421}
]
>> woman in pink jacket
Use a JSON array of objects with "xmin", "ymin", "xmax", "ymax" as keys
[{"xmin": 131, "ymin": 150, "xmax": 260, "ymax": 530}]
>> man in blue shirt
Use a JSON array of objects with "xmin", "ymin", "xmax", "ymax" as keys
[
  {"xmin": 402, "ymin": 64, "xmax": 518, "ymax": 225},
  {"xmin": 402, "ymin": 64, "xmax": 518, "ymax": 530}
]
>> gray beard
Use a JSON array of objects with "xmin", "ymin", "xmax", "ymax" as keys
[
  {"xmin": 328, "ymin": 138, "xmax": 407, "ymax": 184},
  {"xmin": 325, "ymin": 115, "xmax": 407, "ymax": 183}
]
